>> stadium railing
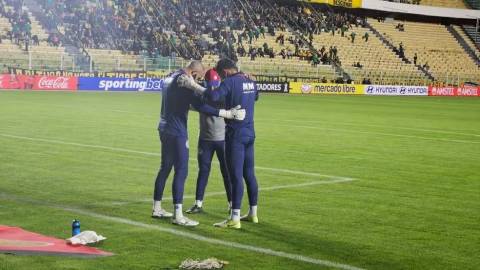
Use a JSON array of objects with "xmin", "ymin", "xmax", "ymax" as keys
[{"xmin": 1, "ymin": 51, "xmax": 478, "ymax": 86}]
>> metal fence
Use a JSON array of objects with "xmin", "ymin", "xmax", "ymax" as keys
[{"xmin": 0, "ymin": 51, "xmax": 478, "ymax": 86}]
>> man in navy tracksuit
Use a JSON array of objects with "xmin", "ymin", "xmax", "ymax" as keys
[
  {"xmin": 186, "ymin": 69, "xmax": 232, "ymax": 214},
  {"xmin": 204, "ymin": 59, "xmax": 259, "ymax": 229},
  {"xmin": 152, "ymin": 61, "xmax": 245, "ymax": 227}
]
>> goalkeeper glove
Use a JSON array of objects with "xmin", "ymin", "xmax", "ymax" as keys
[{"xmin": 219, "ymin": 105, "xmax": 246, "ymax": 121}]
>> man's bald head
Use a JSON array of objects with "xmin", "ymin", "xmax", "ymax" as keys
[{"xmin": 185, "ymin": 60, "xmax": 205, "ymax": 80}]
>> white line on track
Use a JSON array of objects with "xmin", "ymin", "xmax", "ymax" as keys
[
  {"xmin": 0, "ymin": 133, "xmax": 354, "ymax": 180},
  {"xmin": 111, "ymin": 109, "xmax": 135, "ymax": 113},
  {"xmin": 278, "ymin": 125, "xmax": 480, "ymax": 144},
  {"xmin": 0, "ymin": 193, "xmax": 365, "ymax": 270},
  {"xmin": 114, "ymin": 178, "xmax": 356, "ymax": 205},
  {"xmin": 267, "ymin": 119, "xmax": 480, "ymax": 138}
]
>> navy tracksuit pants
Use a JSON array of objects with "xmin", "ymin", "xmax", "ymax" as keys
[
  {"xmin": 153, "ymin": 132, "xmax": 189, "ymax": 204},
  {"xmin": 195, "ymin": 139, "xmax": 232, "ymax": 202},
  {"xmin": 225, "ymin": 133, "xmax": 258, "ymax": 210}
]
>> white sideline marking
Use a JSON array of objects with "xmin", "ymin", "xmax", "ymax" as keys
[
  {"xmin": 115, "ymin": 178, "xmax": 357, "ymax": 205},
  {"xmin": 0, "ymin": 133, "xmax": 161, "ymax": 156},
  {"xmin": 111, "ymin": 109, "xmax": 135, "ymax": 113},
  {"xmin": 281, "ymin": 125, "xmax": 480, "ymax": 144},
  {"xmin": 270, "ymin": 119, "xmax": 480, "ymax": 138},
  {"xmin": 0, "ymin": 133, "xmax": 354, "ymax": 180},
  {"xmin": 0, "ymin": 193, "xmax": 365, "ymax": 270}
]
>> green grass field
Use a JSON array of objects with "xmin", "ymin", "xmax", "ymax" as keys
[{"xmin": 0, "ymin": 91, "xmax": 479, "ymax": 270}]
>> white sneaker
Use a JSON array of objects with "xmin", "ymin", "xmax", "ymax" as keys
[
  {"xmin": 152, "ymin": 209, "xmax": 173, "ymax": 218},
  {"xmin": 172, "ymin": 216, "xmax": 199, "ymax": 227}
]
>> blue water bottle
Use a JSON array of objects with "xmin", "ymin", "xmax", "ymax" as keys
[{"xmin": 72, "ymin": 219, "xmax": 81, "ymax": 236}]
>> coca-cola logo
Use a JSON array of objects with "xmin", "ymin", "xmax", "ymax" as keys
[{"xmin": 38, "ymin": 77, "xmax": 70, "ymax": 89}]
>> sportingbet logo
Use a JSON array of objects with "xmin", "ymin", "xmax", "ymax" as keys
[
  {"xmin": 38, "ymin": 77, "xmax": 70, "ymax": 89},
  {"xmin": 98, "ymin": 78, "xmax": 162, "ymax": 91}
]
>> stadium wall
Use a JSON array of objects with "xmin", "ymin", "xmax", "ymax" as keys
[
  {"xmin": 0, "ymin": 74, "xmax": 479, "ymax": 96},
  {"xmin": 300, "ymin": 0, "xmax": 480, "ymax": 19}
]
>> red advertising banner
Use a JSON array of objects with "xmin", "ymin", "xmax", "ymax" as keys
[
  {"xmin": 428, "ymin": 86, "xmax": 457, "ymax": 96},
  {"xmin": 33, "ymin": 76, "xmax": 78, "ymax": 91},
  {"xmin": 428, "ymin": 86, "xmax": 480, "ymax": 96},
  {"xmin": 0, "ymin": 74, "xmax": 78, "ymax": 91},
  {"xmin": 0, "ymin": 74, "xmax": 29, "ymax": 89},
  {"xmin": 457, "ymin": 86, "xmax": 480, "ymax": 96}
]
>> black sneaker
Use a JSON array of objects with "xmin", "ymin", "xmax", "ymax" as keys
[{"xmin": 185, "ymin": 205, "xmax": 203, "ymax": 214}]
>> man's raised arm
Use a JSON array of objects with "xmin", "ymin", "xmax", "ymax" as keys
[{"xmin": 177, "ymin": 74, "xmax": 206, "ymax": 95}]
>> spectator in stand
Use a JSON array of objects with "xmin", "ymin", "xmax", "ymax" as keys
[
  {"xmin": 350, "ymin": 31, "xmax": 356, "ymax": 43},
  {"xmin": 312, "ymin": 53, "xmax": 319, "ymax": 67},
  {"xmin": 237, "ymin": 46, "xmax": 246, "ymax": 57},
  {"xmin": 398, "ymin": 42, "xmax": 404, "ymax": 58},
  {"xmin": 362, "ymin": 32, "xmax": 369, "ymax": 42},
  {"xmin": 396, "ymin": 23, "xmax": 405, "ymax": 32},
  {"xmin": 32, "ymin": 35, "xmax": 39, "ymax": 46},
  {"xmin": 286, "ymin": 47, "xmax": 293, "ymax": 59},
  {"xmin": 423, "ymin": 62, "xmax": 430, "ymax": 70},
  {"xmin": 413, "ymin": 53, "xmax": 418, "ymax": 65},
  {"xmin": 361, "ymin": 78, "xmax": 372, "ymax": 84},
  {"xmin": 276, "ymin": 34, "xmax": 285, "ymax": 45},
  {"xmin": 353, "ymin": 62, "xmax": 363, "ymax": 68},
  {"xmin": 332, "ymin": 46, "xmax": 338, "ymax": 57},
  {"xmin": 249, "ymin": 47, "xmax": 257, "ymax": 61},
  {"xmin": 340, "ymin": 25, "xmax": 347, "ymax": 37}
]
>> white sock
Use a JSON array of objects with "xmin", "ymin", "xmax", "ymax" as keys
[
  {"xmin": 228, "ymin": 201, "xmax": 232, "ymax": 208},
  {"xmin": 153, "ymin": 201, "xmax": 161, "ymax": 212},
  {"xmin": 231, "ymin": 209, "xmax": 241, "ymax": 222},
  {"xmin": 249, "ymin": 205, "xmax": 257, "ymax": 216},
  {"xmin": 195, "ymin": 200, "xmax": 203, "ymax": 208},
  {"xmin": 174, "ymin": 204, "xmax": 183, "ymax": 219}
]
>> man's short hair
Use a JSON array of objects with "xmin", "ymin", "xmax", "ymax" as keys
[
  {"xmin": 187, "ymin": 60, "xmax": 204, "ymax": 72},
  {"xmin": 216, "ymin": 58, "xmax": 238, "ymax": 72}
]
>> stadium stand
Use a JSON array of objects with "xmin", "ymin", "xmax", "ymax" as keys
[
  {"xmin": 385, "ymin": 0, "xmax": 469, "ymax": 9},
  {"xmin": 310, "ymin": 25, "xmax": 426, "ymax": 85},
  {"xmin": 369, "ymin": 19, "xmax": 480, "ymax": 85},
  {"xmin": 85, "ymin": 48, "xmax": 143, "ymax": 71},
  {"xmin": 0, "ymin": 0, "xmax": 73, "ymax": 70},
  {"xmin": 25, "ymin": 9, "xmax": 74, "ymax": 71},
  {"xmin": 463, "ymin": 0, "xmax": 480, "ymax": 9},
  {"xmin": 462, "ymin": 25, "xmax": 480, "ymax": 48},
  {"xmin": 452, "ymin": 25, "xmax": 480, "ymax": 59},
  {"xmin": 417, "ymin": 0, "xmax": 468, "ymax": 9}
]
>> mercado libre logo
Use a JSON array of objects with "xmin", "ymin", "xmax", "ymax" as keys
[{"xmin": 301, "ymin": 84, "xmax": 313, "ymax": 94}]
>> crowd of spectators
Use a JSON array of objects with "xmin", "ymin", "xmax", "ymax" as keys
[
  {"xmin": 31, "ymin": 0, "xmax": 368, "ymax": 70},
  {"xmin": 0, "ymin": 0, "xmax": 33, "ymax": 47},
  {"xmin": 37, "ymin": 0, "xmax": 268, "ymax": 59}
]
